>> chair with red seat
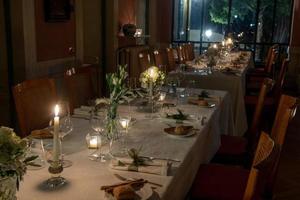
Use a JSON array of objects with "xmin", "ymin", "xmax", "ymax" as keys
[
  {"xmin": 13, "ymin": 78, "xmax": 57, "ymax": 137},
  {"xmin": 190, "ymin": 132, "xmax": 277, "ymax": 200},
  {"xmin": 212, "ymin": 78, "xmax": 274, "ymax": 166},
  {"xmin": 64, "ymin": 67, "xmax": 96, "ymax": 113}
]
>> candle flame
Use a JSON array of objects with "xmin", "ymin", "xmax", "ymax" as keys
[{"xmin": 54, "ymin": 105, "xmax": 59, "ymax": 116}]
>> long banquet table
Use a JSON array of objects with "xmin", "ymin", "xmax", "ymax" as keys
[
  {"xmin": 169, "ymin": 51, "xmax": 254, "ymax": 136},
  {"xmin": 18, "ymin": 89, "xmax": 234, "ymax": 200}
]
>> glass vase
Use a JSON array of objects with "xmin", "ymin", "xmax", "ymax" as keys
[{"xmin": 105, "ymin": 103, "xmax": 119, "ymax": 158}]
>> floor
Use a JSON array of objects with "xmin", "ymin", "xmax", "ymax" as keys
[{"xmin": 274, "ymin": 109, "xmax": 300, "ymax": 199}]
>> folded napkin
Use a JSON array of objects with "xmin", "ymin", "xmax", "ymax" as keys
[{"xmin": 110, "ymin": 157, "xmax": 171, "ymax": 176}]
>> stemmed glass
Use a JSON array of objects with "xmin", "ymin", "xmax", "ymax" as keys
[
  {"xmin": 89, "ymin": 110, "xmax": 106, "ymax": 161},
  {"xmin": 117, "ymin": 116, "xmax": 131, "ymax": 155}
]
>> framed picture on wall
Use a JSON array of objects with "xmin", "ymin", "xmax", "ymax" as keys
[{"xmin": 44, "ymin": 0, "xmax": 72, "ymax": 22}]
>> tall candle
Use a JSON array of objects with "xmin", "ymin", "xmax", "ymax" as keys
[{"xmin": 53, "ymin": 105, "xmax": 60, "ymax": 163}]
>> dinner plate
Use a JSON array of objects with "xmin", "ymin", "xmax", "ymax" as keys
[
  {"xmin": 104, "ymin": 184, "xmax": 153, "ymax": 200},
  {"xmin": 164, "ymin": 126, "xmax": 196, "ymax": 138}
]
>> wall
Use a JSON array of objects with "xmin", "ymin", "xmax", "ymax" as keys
[
  {"xmin": 291, "ymin": 0, "xmax": 300, "ymax": 47},
  {"xmin": 289, "ymin": 0, "xmax": 300, "ymax": 91},
  {"xmin": 118, "ymin": 0, "xmax": 136, "ymax": 33},
  {"xmin": 0, "ymin": 0, "xmax": 11, "ymax": 125},
  {"xmin": 35, "ymin": 0, "xmax": 76, "ymax": 61},
  {"xmin": 156, "ymin": 0, "xmax": 173, "ymax": 45}
]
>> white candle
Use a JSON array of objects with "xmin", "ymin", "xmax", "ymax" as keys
[
  {"xmin": 89, "ymin": 137, "xmax": 99, "ymax": 149},
  {"xmin": 159, "ymin": 92, "xmax": 166, "ymax": 101},
  {"xmin": 119, "ymin": 118, "xmax": 130, "ymax": 129},
  {"xmin": 53, "ymin": 105, "xmax": 60, "ymax": 162},
  {"xmin": 222, "ymin": 41, "xmax": 225, "ymax": 46}
]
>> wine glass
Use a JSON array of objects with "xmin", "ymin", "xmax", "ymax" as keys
[
  {"xmin": 89, "ymin": 110, "xmax": 106, "ymax": 161},
  {"xmin": 117, "ymin": 116, "xmax": 131, "ymax": 155}
]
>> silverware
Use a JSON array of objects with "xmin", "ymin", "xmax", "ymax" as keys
[
  {"xmin": 114, "ymin": 174, "xmax": 163, "ymax": 187},
  {"xmin": 141, "ymin": 156, "xmax": 181, "ymax": 163}
]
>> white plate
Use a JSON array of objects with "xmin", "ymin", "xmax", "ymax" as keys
[
  {"xmin": 164, "ymin": 130, "xmax": 196, "ymax": 139},
  {"xmin": 104, "ymin": 184, "xmax": 153, "ymax": 200}
]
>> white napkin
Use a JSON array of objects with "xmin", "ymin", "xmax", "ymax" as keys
[{"xmin": 110, "ymin": 157, "xmax": 171, "ymax": 176}]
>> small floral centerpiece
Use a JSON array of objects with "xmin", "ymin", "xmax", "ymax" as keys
[
  {"xmin": 0, "ymin": 127, "xmax": 38, "ymax": 200},
  {"xmin": 139, "ymin": 66, "xmax": 165, "ymax": 100},
  {"xmin": 95, "ymin": 65, "xmax": 134, "ymax": 141}
]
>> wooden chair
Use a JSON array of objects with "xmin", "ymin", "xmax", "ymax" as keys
[
  {"xmin": 190, "ymin": 132, "xmax": 276, "ymax": 200},
  {"xmin": 64, "ymin": 67, "xmax": 96, "ymax": 113},
  {"xmin": 247, "ymin": 48, "xmax": 278, "ymax": 89},
  {"xmin": 186, "ymin": 43, "xmax": 195, "ymax": 61},
  {"xmin": 264, "ymin": 95, "xmax": 298, "ymax": 197},
  {"xmin": 138, "ymin": 51, "xmax": 152, "ymax": 72},
  {"xmin": 245, "ymin": 58, "xmax": 289, "ymax": 111},
  {"xmin": 153, "ymin": 50, "xmax": 168, "ymax": 72},
  {"xmin": 176, "ymin": 46, "xmax": 186, "ymax": 64},
  {"xmin": 212, "ymin": 78, "xmax": 274, "ymax": 166},
  {"xmin": 13, "ymin": 78, "xmax": 57, "ymax": 137},
  {"xmin": 166, "ymin": 47, "xmax": 176, "ymax": 72}
]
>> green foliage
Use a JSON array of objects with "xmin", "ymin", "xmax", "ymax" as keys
[
  {"xmin": 0, "ymin": 127, "xmax": 38, "ymax": 189},
  {"xmin": 209, "ymin": 0, "xmax": 229, "ymax": 24},
  {"xmin": 209, "ymin": 0, "xmax": 290, "ymax": 24}
]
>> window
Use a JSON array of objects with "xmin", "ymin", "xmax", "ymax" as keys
[{"xmin": 172, "ymin": 0, "xmax": 294, "ymax": 62}]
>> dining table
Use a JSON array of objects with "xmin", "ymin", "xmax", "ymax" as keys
[
  {"xmin": 169, "ymin": 51, "xmax": 254, "ymax": 136},
  {"xmin": 17, "ymin": 89, "xmax": 234, "ymax": 200}
]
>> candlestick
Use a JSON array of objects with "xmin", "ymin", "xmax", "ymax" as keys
[{"xmin": 53, "ymin": 105, "xmax": 60, "ymax": 164}]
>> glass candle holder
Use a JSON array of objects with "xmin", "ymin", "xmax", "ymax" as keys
[{"xmin": 86, "ymin": 133, "xmax": 101, "ymax": 149}]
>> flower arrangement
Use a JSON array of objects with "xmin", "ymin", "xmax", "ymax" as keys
[
  {"xmin": 139, "ymin": 66, "xmax": 165, "ymax": 89},
  {"xmin": 0, "ymin": 127, "xmax": 38, "ymax": 194},
  {"xmin": 95, "ymin": 65, "xmax": 134, "ymax": 139}
]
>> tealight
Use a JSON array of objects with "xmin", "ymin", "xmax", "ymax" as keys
[
  {"xmin": 86, "ymin": 133, "xmax": 101, "ymax": 149},
  {"xmin": 119, "ymin": 118, "xmax": 131, "ymax": 129},
  {"xmin": 159, "ymin": 92, "xmax": 167, "ymax": 101}
]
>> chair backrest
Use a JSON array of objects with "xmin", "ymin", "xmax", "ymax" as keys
[
  {"xmin": 13, "ymin": 78, "xmax": 57, "ymax": 137},
  {"xmin": 273, "ymin": 58, "xmax": 289, "ymax": 100},
  {"xmin": 248, "ymin": 78, "xmax": 274, "ymax": 152},
  {"xmin": 176, "ymin": 46, "xmax": 186, "ymax": 64},
  {"xmin": 266, "ymin": 94, "xmax": 298, "ymax": 195},
  {"xmin": 153, "ymin": 50, "xmax": 164, "ymax": 67},
  {"xmin": 265, "ymin": 49, "xmax": 278, "ymax": 74},
  {"xmin": 138, "ymin": 51, "xmax": 152, "ymax": 72},
  {"xmin": 166, "ymin": 47, "xmax": 176, "ymax": 72},
  {"xmin": 64, "ymin": 69, "xmax": 95, "ymax": 113},
  {"xmin": 186, "ymin": 43, "xmax": 195, "ymax": 61},
  {"xmin": 243, "ymin": 132, "xmax": 275, "ymax": 200},
  {"xmin": 271, "ymin": 94, "xmax": 297, "ymax": 145}
]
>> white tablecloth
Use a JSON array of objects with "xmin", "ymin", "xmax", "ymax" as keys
[
  {"xmin": 169, "ymin": 51, "xmax": 254, "ymax": 136},
  {"xmin": 17, "ymin": 90, "xmax": 233, "ymax": 200}
]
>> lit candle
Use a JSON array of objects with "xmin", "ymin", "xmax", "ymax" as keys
[
  {"xmin": 119, "ymin": 118, "xmax": 130, "ymax": 129},
  {"xmin": 159, "ymin": 92, "xmax": 166, "ymax": 101},
  {"xmin": 53, "ymin": 105, "xmax": 60, "ymax": 162},
  {"xmin": 89, "ymin": 136, "xmax": 99, "ymax": 149},
  {"xmin": 222, "ymin": 41, "xmax": 225, "ymax": 46},
  {"xmin": 213, "ymin": 44, "xmax": 218, "ymax": 49},
  {"xmin": 226, "ymin": 38, "xmax": 233, "ymax": 45}
]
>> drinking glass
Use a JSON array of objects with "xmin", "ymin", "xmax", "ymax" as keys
[{"xmin": 89, "ymin": 110, "xmax": 106, "ymax": 161}]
